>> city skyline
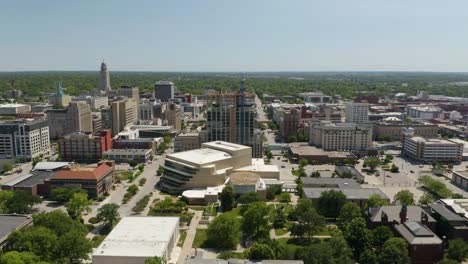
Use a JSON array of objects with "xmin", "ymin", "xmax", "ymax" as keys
[{"xmin": 1, "ymin": 0, "xmax": 468, "ymax": 72}]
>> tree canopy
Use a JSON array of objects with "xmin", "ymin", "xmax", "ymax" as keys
[{"xmin": 207, "ymin": 212, "xmax": 240, "ymax": 249}]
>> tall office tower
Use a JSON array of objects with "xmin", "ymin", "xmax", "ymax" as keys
[
  {"xmin": 47, "ymin": 101, "xmax": 93, "ymax": 138},
  {"xmin": 206, "ymin": 85, "xmax": 256, "ymax": 151},
  {"xmin": 99, "ymin": 62, "xmax": 111, "ymax": 93},
  {"xmin": 110, "ymin": 98, "xmax": 138, "ymax": 136},
  {"xmin": 138, "ymin": 102, "xmax": 154, "ymax": 121},
  {"xmin": 154, "ymin": 81, "xmax": 175, "ymax": 102},
  {"xmin": 345, "ymin": 102, "xmax": 369, "ymax": 123},
  {"xmin": 165, "ymin": 103, "xmax": 182, "ymax": 131},
  {"xmin": 0, "ymin": 118, "xmax": 50, "ymax": 160}
]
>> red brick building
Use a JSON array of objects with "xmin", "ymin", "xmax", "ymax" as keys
[{"xmin": 58, "ymin": 130, "xmax": 112, "ymax": 162}]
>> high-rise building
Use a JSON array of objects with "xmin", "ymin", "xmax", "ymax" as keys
[
  {"xmin": 73, "ymin": 95, "xmax": 108, "ymax": 110},
  {"xmin": 154, "ymin": 81, "xmax": 175, "ymax": 102},
  {"xmin": 0, "ymin": 118, "xmax": 50, "ymax": 160},
  {"xmin": 110, "ymin": 98, "xmax": 138, "ymax": 136},
  {"xmin": 138, "ymin": 102, "xmax": 154, "ymax": 121},
  {"xmin": 165, "ymin": 103, "xmax": 182, "ymax": 131},
  {"xmin": 310, "ymin": 121, "xmax": 373, "ymax": 151},
  {"xmin": 345, "ymin": 102, "xmax": 369, "ymax": 123},
  {"xmin": 92, "ymin": 113, "xmax": 103, "ymax": 132},
  {"xmin": 111, "ymin": 86, "xmax": 140, "ymax": 100},
  {"xmin": 99, "ymin": 62, "xmax": 111, "ymax": 93},
  {"xmin": 47, "ymin": 101, "xmax": 93, "ymax": 138},
  {"xmin": 100, "ymin": 107, "xmax": 112, "ymax": 130}
]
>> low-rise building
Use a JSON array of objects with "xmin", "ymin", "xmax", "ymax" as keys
[
  {"xmin": 49, "ymin": 161, "xmax": 115, "ymax": 198},
  {"xmin": 452, "ymin": 171, "xmax": 468, "ymax": 191},
  {"xmin": 0, "ymin": 103, "xmax": 31, "ymax": 116},
  {"xmin": 403, "ymin": 136, "xmax": 463, "ymax": 163},
  {"xmin": 174, "ymin": 132, "xmax": 201, "ymax": 152},
  {"xmin": 228, "ymin": 171, "xmax": 266, "ymax": 196},
  {"xmin": 58, "ymin": 130, "xmax": 112, "ymax": 162},
  {"xmin": 288, "ymin": 143, "xmax": 357, "ymax": 164},
  {"xmin": 92, "ymin": 216, "xmax": 179, "ymax": 264},
  {"xmin": 374, "ymin": 122, "xmax": 439, "ymax": 140},
  {"xmin": 112, "ymin": 138, "xmax": 160, "ymax": 155},
  {"xmin": 0, "ymin": 215, "xmax": 33, "ymax": 249},
  {"xmin": 102, "ymin": 148, "xmax": 152, "ymax": 163},
  {"xmin": 407, "ymin": 105, "xmax": 442, "ymax": 120},
  {"xmin": 427, "ymin": 203, "xmax": 468, "ymax": 241}
]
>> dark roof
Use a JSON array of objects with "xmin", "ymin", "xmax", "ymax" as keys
[
  {"xmin": 429, "ymin": 204, "xmax": 466, "ymax": 222},
  {"xmin": 15, "ymin": 170, "xmax": 58, "ymax": 188},
  {"xmin": 303, "ymin": 187, "xmax": 389, "ymax": 200},
  {"xmin": 184, "ymin": 260, "xmax": 304, "ymax": 264},
  {"xmin": 0, "ymin": 215, "xmax": 32, "ymax": 243},
  {"xmin": 394, "ymin": 222, "xmax": 442, "ymax": 245},
  {"xmin": 300, "ymin": 177, "xmax": 361, "ymax": 189},
  {"xmin": 335, "ymin": 166, "xmax": 364, "ymax": 180},
  {"xmin": 369, "ymin": 206, "xmax": 437, "ymax": 223}
]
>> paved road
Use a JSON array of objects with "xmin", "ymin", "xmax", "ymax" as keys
[
  {"xmin": 177, "ymin": 210, "xmax": 203, "ymax": 264},
  {"xmin": 255, "ymin": 94, "xmax": 268, "ymax": 122}
]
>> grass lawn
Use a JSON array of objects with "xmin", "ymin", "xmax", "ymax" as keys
[
  {"xmin": 192, "ymin": 229, "xmax": 208, "ymax": 248},
  {"xmin": 274, "ymin": 228, "xmax": 289, "ymax": 236},
  {"xmin": 177, "ymin": 230, "xmax": 187, "ymax": 247},
  {"xmin": 91, "ymin": 235, "xmax": 107, "ymax": 248},
  {"xmin": 116, "ymin": 170, "xmax": 133, "ymax": 181}
]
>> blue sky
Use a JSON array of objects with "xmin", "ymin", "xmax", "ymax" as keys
[{"xmin": 0, "ymin": 0, "xmax": 467, "ymax": 72}]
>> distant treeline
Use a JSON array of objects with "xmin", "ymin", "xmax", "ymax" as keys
[{"xmin": 1, "ymin": 71, "xmax": 468, "ymax": 99}]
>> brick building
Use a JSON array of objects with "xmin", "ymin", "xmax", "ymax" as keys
[{"xmin": 58, "ymin": 130, "xmax": 112, "ymax": 162}]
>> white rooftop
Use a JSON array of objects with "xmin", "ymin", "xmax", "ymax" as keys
[
  {"xmin": 202, "ymin": 141, "xmax": 251, "ymax": 152},
  {"xmin": 167, "ymin": 148, "xmax": 231, "ymax": 165},
  {"xmin": 0, "ymin": 103, "xmax": 28, "ymax": 108},
  {"xmin": 93, "ymin": 216, "xmax": 179, "ymax": 258},
  {"xmin": 33, "ymin": 162, "xmax": 72, "ymax": 171}
]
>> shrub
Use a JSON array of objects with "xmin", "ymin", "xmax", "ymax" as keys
[{"xmin": 88, "ymin": 217, "xmax": 99, "ymax": 224}]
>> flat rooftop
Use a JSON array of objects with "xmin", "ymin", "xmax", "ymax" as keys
[
  {"xmin": 304, "ymin": 187, "xmax": 388, "ymax": 200},
  {"xmin": 93, "ymin": 216, "xmax": 179, "ymax": 258},
  {"xmin": 33, "ymin": 162, "xmax": 71, "ymax": 171},
  {"xmin": 15, "ymin": 171, "xmax": 58, "ymax": 188},
  {"xmin": 0, "ymin": 215, "xmax": 32, "ymax": 243},
  {"xmin": 167, "ymin": 148, "xmax": 232, "ymax": 165},
  {"xmin": 410, "ymin": 137, "xmax": 458, "ymax": 144},
  {"xmin": 229, "ymin": 172, "xmax": 260, "ymax": 185},
  {"xmin": 453, "ymin": 171, "xmax": 468, "ymax": 180},
  {"xmin": 301, "ymin": 177, "xmax": 361, "ymax": 189},
  {"xmin": 202, "ymin": 141, "xmax": 251, "ymax": 152},
  {"xmin": 288, "ymin": 143, "xmax": 354, "ymax": 158}
]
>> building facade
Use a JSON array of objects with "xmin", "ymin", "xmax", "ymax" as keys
[
  {"xmin": 99, "ymin": 62, "xmax": 111, "ymax": 93},
  {"xmin": 47, "ymin": 101, "xmax": 93, "ymax": 138},
  {"xmin": 165, "ymin": 103, "xmax": 182, "ymax": 131},
  {"xmin": 374, "ymin": 122, "xmax": 439, "ymax": 140},
  {"xmin": 110, "ymin": 98, "xmax": 138, "ymax": 136},
  {"xmin": 174, "ymin": 132, "xmax": 201, "ymax": 152},
  {"xmin": 111, "ymin": 86, "xmax": 140, "ymax": 100},
  {"xmin": 345, "ymin": 102, "xmax": 369, "ymax": 123},
  {"xmin": 154, "ymin": 81, "xmax": 175, "ymax": 102},
  {"xmin": 58, "ymin": 130, "xmax": 112, "ymax": 162},
  {"xmin": 310, "ymin": 121, "xmax": 373, "ymax": 151},
  {"xmin": 0, "ymin": 119, "xmax": 50, "ymax": 160},
  {"xmin": 403, "ymin": 136, "xmax": 463, "ymax": 163},
  {"xmin": 102, "ymin": 149, "xmax": 152, "ymax": 163}
]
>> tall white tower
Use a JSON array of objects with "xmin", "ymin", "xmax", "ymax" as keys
[{"xmin": 99, "ymin": 61, "xmax": 111, "ymax": 93}]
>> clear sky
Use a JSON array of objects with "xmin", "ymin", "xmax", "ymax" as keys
[{"xmin": 1, "ymin": 0, "xmax": 467, "ymax": 72}]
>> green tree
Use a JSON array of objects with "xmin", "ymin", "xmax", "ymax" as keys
[
  {"xmin": 66, "ymin": 192, "xmax": 92, "ymax": 220},
  {"xmin": 220, "ymin": 185, "xmax": 236, "ymax": 212},
  {"xmin": 339, "ymin": 202, "xmax": 362, "ymax": 223},
  {"xmin": 8, "ymin": 227, "xmax": 58, "ymax": 262},
  {"xmin": 371, "ymin": 225, "xmax": 394, "ymax": 250},
  {"xmin": 364, "ymin": 157, "xmax": 381, "ymax": 172},
  {"xmin": 365, "ymin": 194, "xmax": 390, "ymax": 209},
  {"xmin": 4, "ymin": 191, "xmax": 41, "ymax": 214},
  {"xmin": 145, "ymin": 256, "xmax": 166, "ymax": 264},
  {"xmin": 299, "ymin": 159, "xmax": 308, "ymax": 168},
  {"xmin": 436, "ymin": 259, "xmax": 460, "ymax": 264},
  {"xmin": 419, "ymin": 193, "xmax": 435, "ymax": 205},
  {"xmin": 287, "ymin": 136, "xmax": 298, "ymax": 143},
  {"xmin": 56, "ymin": 230, "xmax": 93, "ymax": 264},
  {"xmin": 289, "ymin": 199, "xmax": 325, "ymax": 243},
  {"xmin": 97, "ymin": 203, "xmax": 120, "ymax": 229},
  {"xmin": 273, "ymin": 207, "xmax": 286, "ymax": 229},
  {"xmin": 310, "ymin": 171, "xmax": 321, "ymax": 178},
  {"xmin": 241, "ymin": 202, "xmax": 271, "ymax": 240},
  {"xmin": 379, "ymin": 237, "xmax": 410, "ymax": 264},
  {"xmin": 128, "ymin": 160, "xmax": 138, "ymax": 168},
  {"xmin": 0, "ymin": 251, "xmax": 48, "ymax": 264},
  {"xmin": 359, "ymin": 248, "xmax": 379, "ymax": 264},
  {"xmin": 277, "ymin": 192, "xmax": 291, "ymax": 203},
  {"xmin": 49, "ymin": 187, "xmax": 86, "ymax": 203},
  {"xmin": 390, "ymin": 164, "xmax": 399, "ymax": 173},
  {"xmin": 394, "ymin": 190, "xmax": 415, "ymax": 206},
  {"xmin": 445, "ymin": 239, "xmax": 468, "ymax": 262},
  {"xmin": 317, "ymin": 190, "xmax": 347, "ymax": 218},
  {"xmin": 328, "ymin": 235, "xmax": 354, "ymax": 264},
  {"xmin": 33, "ymin": 210, "xmax": 88, "ymax": 236},
  {"xmin": 246, "ymin": 243, "xmax": 275, "ymax": 260},
  {"xmin": 238, "ymin": 192, "xmax": 264, "ymax": 204},
  {"xmin": 157, "ymin": 165, "xmax": 164, "ymax": 176},
  {"xmin": 342, "ymin": 217, "xmax": 372, "ymax": 259},
  {"xmin": 207, "ymin": 212, "xmax": 240, "ymax": 249},
  {"xmin": 0, "ymin": 190, "xmax": 14, "ymax": 213},
  {"xmin": 296, "ymin": 241, "xmax": 334, "ymax": 264},
  {"xmin": 3, "ymin": 162, "xmax": 13, "ymax": 173}
]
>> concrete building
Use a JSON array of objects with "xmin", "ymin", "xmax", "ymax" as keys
[
  {"xmin": 111, "ymin": 86, "xmax": 140, "ymax": 100},
  {"xmin": 92, "ymin": 217, "xmax": 179, "ymax": 264},
  {"xmin": 110, "ymin": 98, "xmax": 138, "ymax": 136},
  {"xmin": 228, "ymin": 171, "xmax": 266, "ymax": 196},
  {"xmin": 112, "ymin": 138, "xmax": 160, "ymax": 155},
  {"xmin": 49, "ymin": 81, "xmax": 72, "ymax": 107},
  {"xmin": 311, "ymin": 104, "xmax": 343, "ymax": 123},
  {"xmin": 102, "ymin": 148, "xmax": 152, "ymax": 163},
  {"xmin": 0, "ymin": 215, "xmax": 33, "ymax": 249},
  {"xmin": 101, "ymin": 107, "xmax": 112, "ymax": 130},
  {"xmin": 298, "ymin": 92, "xmax": 332, "ymax": 103},
  {"xmin": 406, "ymin": 105, "xmax": 442, "ymax": 120},
  {"xmin": 345, "ymin": 102, "xmax": 369, "ymax": 123},
  {"xmin": 154, "ymin": 81, "xmax": 175, "ymax": 102},
  {"xmin": 99, "ymin": 62, "xmax": 111, "ymax": 93},
  {"xmin": 402, "ymin": 136, "xmax": 463, "ymax": 163},
  {"xmin": 50, "ymin": 161, "xmax": 115, "ymax": 198},
  {"xmin": 310, "ymin": 121, "xmax": 373, "ymax": 151},
  {"xmin": 58, "ymin": 130, "xmax": 112, "ymax": 162},
  {"xmin": 279, "ymin": 108, "xmax": 300, "ymax": 138},
  {"xmin": 0, "ymin": 118, "xmax": 49, "ymax": 160},
  {"xmin": 73, "ymin": 95, "xmax": 108, "ymax": 110},
  {"xmin": 5, "ymin": 89, "xmax": 22, "ymax": 99},
  {"xmin": 47, "ymin": 101, "xmax": 93, "ymax": 138},
  {"xmin": 92, "ymin": 113, "xmax": 103, "ymax": 132},
  {"xmin": 0, "ymin": 103, "xmax": 31, "ymax": 116},
  {"xmin": 160, "ymin": 141, "xmax": 276, "ymax": 194},
  {"xmin": 452, "ymin": 171, "xmax": 468, "ymax": 191},
  {"xmin": 174, "ymin": 132, "xmax": 201, "ymax": 152},
  {"xmin": 185, "ymin": 260, "xmax": 303, "ymax": 264},
  {"xmin": 165, "ymin": 103, "xmax": 182, "ymax": 131},
  {"xmin": 288, "ymin": 143, "xmax": 357, "ymax": 164},
  {"xmin": 374, "ymin": 122, "xmax": 439, "ymax": 140},
  {"xmin": 138, "ymin": 103, "xmax": 154, "ymax": 121}
]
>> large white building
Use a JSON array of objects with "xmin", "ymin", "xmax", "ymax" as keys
[
  {"xmin": 310, "ymin": 121, "xmax": 373, "ymax": 151},
  {"xmin": 92, "ymin": 217, "xmax": 179, "ymax": 264},
  {"xmin": 0, "ymin": 119, "xmax": 50, "ymax": 160},
  {"xmin": 406, "ymin": 105, "xmax": 442, "ymax": 120},
  {"xmin": 0, "ymin": 103, "xmax": 31, "ymax": 116},
  {"xmin": 345, "ymin": 102, "xmax": 369, "ymax": 123},
  {"xmin": 403, "ymin": 136, "xmax": 463, "ymax": 163}
]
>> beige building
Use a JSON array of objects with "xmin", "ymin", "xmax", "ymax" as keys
[
  {"xmin": 310, "ymin": 121, "xmax": 372, "ymax": 151},
  {"xmin": 161, "ymin": 141, "xmax": 278, "ymax": 194},
  {"xmin": 403, "ymin": 136, "xmax": 463, "ymax": 163},
  {"xmin": 47, "ymin": 101, "xmax": 92, "ymax": 138},
  {"xmin": 0, "ymin": 103, "xmax": 31, "ymax": 116},
  {"xmin": 374, "ymin": 122, "xmax": 439, "ymax": 140},
  {"xmin": 110, "ymin": 86, "xmax": 140, "ymax": 100},
  {"xmin": 110, "ymin": 98, "xmax": 138, "ymax": 136},
  {"xmin": 345, "ymin": 102, "xmax": 369, "ymax": 123},
  {"xmin": 165, "ymin": 103, "xmax": 182, "ymax": 131},
  {"xmin": 174, "ymin": 132, "xmax": 201, "ymax": 152}
]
